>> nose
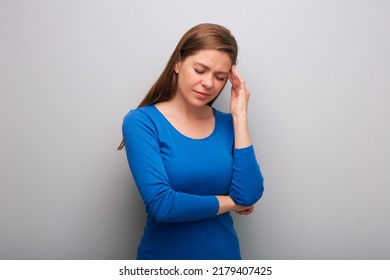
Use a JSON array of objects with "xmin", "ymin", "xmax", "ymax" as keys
[{"xmin": 201, "ymin": 74, "xmax": 213, "ymax": 89}]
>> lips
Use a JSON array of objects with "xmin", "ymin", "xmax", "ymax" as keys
[{"xmin": 194, "ymin": 90, "xmax": 211, "ymax": 98}]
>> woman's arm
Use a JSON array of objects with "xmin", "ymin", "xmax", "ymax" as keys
[
  {"xmin": 229, "ymin": 65, "xmax": 252, "ymax": 149},
  {"xmin": 216, "ymin": 195, "xmax": 254, "ymax": 215},
  {"xmin": 227, "ymin": 65, "xmax": 265, "ymax": 206},
  {"xmin": 123, "ymin": 110, "xmax": 232, "ymax": 222}
]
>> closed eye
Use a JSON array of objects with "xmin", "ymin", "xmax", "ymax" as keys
[
  {"xmin": 194, "ymin": 68, "xmax": 205, "ymax": 74},
  {"xmin": 194, "ymin": 67, "xmax": 226, "ymax": 81},
  {"xmin": 215, "ymin": 75, "xmax": 227, "ymax": 81}
]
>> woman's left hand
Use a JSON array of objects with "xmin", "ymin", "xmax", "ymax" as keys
[
  {"xmin": 235, "ymin": 205, "xmax": 254, "ymax": 216},
  {"xmin": 228, "ymin": 65, "xmax": 252, "ymax": 148},
  {"xmin": 229, "ymin": 65, "xmax": 250, "ymax": 118}
]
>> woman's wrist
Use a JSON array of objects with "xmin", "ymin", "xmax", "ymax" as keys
[
  {"xmin": 216, "ymin": 195, "xmax": 254, "ymax": 215},
  {"xmin": 216, "ymin": 195, "xmax": 235, "ymax": 215},
  {"xmin": 232, "ymin": 114, "xmax": 248, "ymax": 123},
  {"xmin": 233, "ymin": 117, "xmax": 252, "ymax": 148}
]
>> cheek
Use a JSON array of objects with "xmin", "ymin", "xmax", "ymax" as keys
[
  {"xmin": 180, "ymin": 70, "xmax": 199, "ymax": 85},
  {"xmin": 216, "ymin": 80, "xmax": 228, "ymax": 92},
  {"xmin": 178, "ymin": 72, "xmax": 192, "ymax": 88}
]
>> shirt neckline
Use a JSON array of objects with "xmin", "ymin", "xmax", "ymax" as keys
[{"xmin": 151, "ymin": 104, "xmax": 218, "ymax": 141}]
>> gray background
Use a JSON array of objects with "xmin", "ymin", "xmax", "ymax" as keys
[{"xmin": 1, "ymin": 0, "xmax": 389, "ymax": 259}]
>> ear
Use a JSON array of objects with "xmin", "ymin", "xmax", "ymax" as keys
[{"xmin": 174, "ymin": 58, "xmax": 181, "ymax": 74}]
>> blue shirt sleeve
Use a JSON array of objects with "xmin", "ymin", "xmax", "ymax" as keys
[
  {"xmin": 229, "ymin": 146, "xmax": 264, "ymax": 206},
  {"xmin": 122, "ymin": 109, "xmax": 219, "ymax": 223}
]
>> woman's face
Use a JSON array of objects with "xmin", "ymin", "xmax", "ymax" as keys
[{"xmin": 174, "ymin": 49, "xmax": 232, "ymax": 107}]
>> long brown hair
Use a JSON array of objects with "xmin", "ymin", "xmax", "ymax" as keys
[{"xmin": 118, "ymin": 23, "xmax": 238, "ymax": 150}]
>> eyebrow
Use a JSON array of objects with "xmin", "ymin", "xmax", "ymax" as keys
[{"xmin": 193, "ymin": 62, "xmax": 229, "ymax": 75}]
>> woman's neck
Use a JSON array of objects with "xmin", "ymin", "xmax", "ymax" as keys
[{"xmin": 162, "ymin": 94, "xmax": 212, "ymax": 121}]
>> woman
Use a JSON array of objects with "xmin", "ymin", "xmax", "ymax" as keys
[{"xmin": 119, "ymin": 23, "xmax": 264, "ymax": 259}]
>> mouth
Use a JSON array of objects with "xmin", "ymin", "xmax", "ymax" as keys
[{"xmin": 194, "ymin": 90, "xmax": 211, "ymax": 98}]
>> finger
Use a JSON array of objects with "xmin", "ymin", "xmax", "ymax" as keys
[
  {"xmin": 241, "ymin": 208, "xmax": 252, "ymax": 215},
  {"xmin": 232, "ymin": 65, "xmax": 245, "ymax": 88},
  {"xmin": 230, "ymin": 65, "xmax": 240, "ymax": 86},
  {"xmin": 229, "ymin": 65, "xmax": 240, "ymax": 88},
  {"xmin": 233, "ymin": 65, "xmax": 245, "ymax": 84}
]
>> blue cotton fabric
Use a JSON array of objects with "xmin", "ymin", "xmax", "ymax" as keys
[{"xmin": 122, "ymin": 105, "xmax": 264, "ymax": 259}]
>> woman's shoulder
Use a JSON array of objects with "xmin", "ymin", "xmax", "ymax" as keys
[
  {"xmin": 212, "ymin": 107, "xmax": 234, "ymax": 134},
  {"xmin": 212, "ymin": 107, "xmax": 233, "ymax": 122},
  {"xmin": 122, "ymin": 105, "xmax": 158, "ymax": 128},
  {"xmin": 124, "ymin": 105, "xmax": 156, "ymax": 120}
]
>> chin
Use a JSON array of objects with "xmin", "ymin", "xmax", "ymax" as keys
[{"xmin": 191, "ymin": 98, "xmax": 214, "ymax": 107}]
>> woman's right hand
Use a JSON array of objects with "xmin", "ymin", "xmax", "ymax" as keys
[
  {"xmin": 216, "ymin": 195, "xmax": 254, "ymax": 215},
  {"xmin": 235, "ymin": 205, "xmax": 254, "ymax": 215}
]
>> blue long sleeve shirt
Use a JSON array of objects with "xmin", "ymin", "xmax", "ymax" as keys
[{"xmin": 122, "ymin": 105, "xmax": 264, "ymax": 259}]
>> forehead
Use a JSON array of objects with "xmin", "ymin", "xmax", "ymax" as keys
[{"xmin": 185, "ymin": 49, "xmax": 232, "ymax": 71}]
